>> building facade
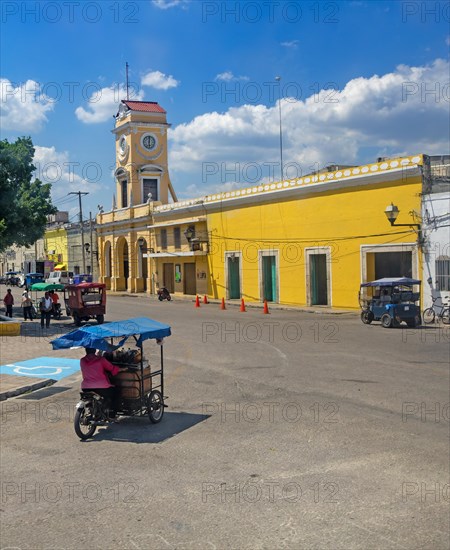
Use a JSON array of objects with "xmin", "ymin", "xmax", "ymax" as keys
[
  {"xmin": 422, "ymin": 155, "xmax": 450, "ymax": 308},
  {"xmin": 151, "ymin": 155, "xmax": 424, "ymax": 309},
  {"xmin": 96, "ymin": 101, "xmax": 430, "ymax": 308}
]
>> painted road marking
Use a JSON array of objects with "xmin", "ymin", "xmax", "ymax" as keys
[{"xmin": 0, "ymin": 357, "xmax": 80, "ymax": 381}]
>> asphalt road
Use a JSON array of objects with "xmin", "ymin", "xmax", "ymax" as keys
[{"xmin": 1, "ymin": 292, "xmax": 449, "ymax": 549}]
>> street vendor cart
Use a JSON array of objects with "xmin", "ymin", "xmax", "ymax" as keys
[{"xmin": 50, "ymin": 317, "xmax": 171, "ymax": 439}]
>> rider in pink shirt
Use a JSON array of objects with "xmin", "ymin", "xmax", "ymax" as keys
[{"xmin": 80, "ymin": 348, "xmax": 122, "ymax": 416}]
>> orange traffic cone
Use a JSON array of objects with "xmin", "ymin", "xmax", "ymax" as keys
[
  {"xmin": 203, "ymin": 295, "xmax": 209, "ymax": 304},
  {"xmin": 263, "ymin": 300, "xmax": 270, "ymax": 314},
  {"xmin": 240, "ymin": 298, "xmax": 246, "ymax": 312},
  {"xmin": 221, "ymin": 297, "xmax": 226, "ymax": 310},
  {"xmin": 195, "ymin": 295, "xmax": 200, "ymax": 308}
]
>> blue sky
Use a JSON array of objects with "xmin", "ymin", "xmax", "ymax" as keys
[{"xmin": 1, "ymin": 0, "xmax": 449, "ymax": 218}]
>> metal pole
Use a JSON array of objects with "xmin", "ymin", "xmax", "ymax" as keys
[
  {"xmin": 89, "ymin": 212, "xmax": 94, "ymax": 278},
  {"xmin": 126, "ymin": 62, "xmax": 129, "ymax": 100},
  {"xmin": 276, "ymin": 77, "xmax": 284, "ymax": 181}
]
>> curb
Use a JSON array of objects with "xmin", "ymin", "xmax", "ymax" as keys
[{"xmin": 0, "ymin": 378, "xmax": 55, "ymax": 402}]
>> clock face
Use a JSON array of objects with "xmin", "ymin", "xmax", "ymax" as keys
[
  {"xmin": 119, "ymin": 136, "xmax": 127, "ymax": 153},
  {"xmin": 142, "ymin": 134, "xmax": 157, "ymax": 151}
]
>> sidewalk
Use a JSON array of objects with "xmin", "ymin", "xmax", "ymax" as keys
[{"xmin": 107, "ymin": 291, "xmax": 358, "ymax": 315}]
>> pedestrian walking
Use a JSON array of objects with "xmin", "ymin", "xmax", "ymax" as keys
[
  {"xmin": 3, "ymin": 288, "xmax": 14, "ymax": 318},
  {"xmin": 39, "ymin": 291, "xmax": 53, "ymax": 329},
  {"xmin": 21, "ymin": 291, "xmax": 33, "ymax": 321}
]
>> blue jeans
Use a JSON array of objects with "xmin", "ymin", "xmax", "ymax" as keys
[{"xmin": 41, "ymin": 311, "xmax": 51, "ymax": 328}]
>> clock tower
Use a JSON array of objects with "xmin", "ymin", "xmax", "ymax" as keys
[{"xmin": 112, "ymin": 100, "xmax": 177, "ymax": 208}]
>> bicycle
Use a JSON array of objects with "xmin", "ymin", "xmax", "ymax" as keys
[{"xmin": 423, "ymin": 295, "xmax": 450, "ymax": 324}]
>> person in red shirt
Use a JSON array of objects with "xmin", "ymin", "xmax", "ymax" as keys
[
  {"xmin": 3, "ymin": 289, "xmax": 14, "ymax": 318},
  {"xmin": 80, "ymin": 348, "xmax": 123, "ymax": 417},
  {"xmin": 50, "ymin": 290, "xmax": 61, "ymax": 316}
]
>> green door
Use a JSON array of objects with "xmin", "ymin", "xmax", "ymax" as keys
[
  {"xmin": 227, "ymin": 257, "xmax": 240, "ymax": 299},
  {"xmin": 262, "ymin": 256, "xmax": 277, "ymax": 302},
  {"xmin": 310, "ymin": 254, "xmax": 328, "ymax": 305}
]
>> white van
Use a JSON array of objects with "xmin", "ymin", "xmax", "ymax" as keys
[{"xmin": 46, "ymin": 271, "xmax": 74, "ymax": 285}]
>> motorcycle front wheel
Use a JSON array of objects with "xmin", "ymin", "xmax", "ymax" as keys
[
  {"xmin": 422, "ymin": 308, "xmax": 435, "ymax": 324},
  {"xmin": 74, "ymin": 407, "xmax": 96, "ymax": 440}
]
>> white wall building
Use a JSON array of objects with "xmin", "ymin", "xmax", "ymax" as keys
[{"xmin": 422, "ymin": 155, "xmax": 450, "ymax": 309}]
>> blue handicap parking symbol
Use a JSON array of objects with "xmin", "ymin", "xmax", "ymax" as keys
[{"xmin": 0, "ymin": 357, "xmax": 80, "ymax": 381}]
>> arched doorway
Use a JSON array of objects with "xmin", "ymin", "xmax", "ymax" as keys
[{"xmin": 116, "ymin": 237, "xmax": 129, "ymax": 290}]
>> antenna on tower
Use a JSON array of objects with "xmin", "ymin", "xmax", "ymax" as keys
[{"xmin": 126, "ymin": 62, "xmax": 129, "ymax": 100}]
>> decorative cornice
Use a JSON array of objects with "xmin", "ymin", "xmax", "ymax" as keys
[
  {"xmin": 153, "ymin": 155, "xmax": 424, "ymax": 217},
  {"xmin": 112, "ymin": 121, "xmax": 171, "ymax": 135}
]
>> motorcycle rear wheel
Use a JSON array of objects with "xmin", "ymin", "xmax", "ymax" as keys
[
  {"xmin": 74, "ymin": 407, "xmax": 96, "ymax": 440},
  {"xmin": 147, "ymin": 390, "xmax": 164, "ymax": 423}
]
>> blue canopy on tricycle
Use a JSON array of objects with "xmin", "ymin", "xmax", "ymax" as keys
[
  {"xmin": 50, "ymin": 317, "xmax": 171, "ymax": 351},
  {"xmin": 361, "ymin": 277, "xmax": 421, "ymax": 287}
]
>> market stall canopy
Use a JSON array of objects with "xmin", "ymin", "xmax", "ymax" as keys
[
  {"xmin": 361, "ymin": 277, "xmax": 421, "ymax": 287},
  {"xmin": 30, "ymin": 282, "xmax": 66, "ymax": 291},
  {"xmin": 50, "ymin": 317, "xmax": 172, "ymax": 351},
  {"xmin": 54, "ymin": 264, "xmax": 66, "ymax": 270}
]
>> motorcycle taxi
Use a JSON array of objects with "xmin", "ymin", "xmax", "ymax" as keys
[
  {"xmin": 50, "ymin": 317, "xmax": 171, "ymax": 440},
  {"xmin": 358, "ymin": 277, "xmax": 422, "ymax": 328}
]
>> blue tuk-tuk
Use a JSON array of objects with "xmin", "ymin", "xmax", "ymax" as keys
[
  {"xmin": 359, "ymin": 277, "xmax": 422, "ymax": 328},
  {"xmin": 24, "ymin": 272, "xmax": 44, "ymax": 290},
  {"xmin": 73, "ymin": 274, "xmax": 93, "ymax": 284}
]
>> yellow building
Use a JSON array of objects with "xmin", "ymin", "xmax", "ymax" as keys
[
  {"xmin": 98, "ymin": 101, "xmax": 424, "ymax": 309},
  {"xmin": 44, "ymin": 225, "xmax": 69, "ymax": 271},
  {"xmin": 153, "ymin": 156, "xmax": 424, "ymax": 309}
]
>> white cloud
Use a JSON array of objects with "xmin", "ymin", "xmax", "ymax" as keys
[
  {"xmin": 281, "ymin": 40, "xmax": 299, "ymax": 49},
  {"xmin": 75, "ymin": 84, "xmax": 144, "ymax": 124},
  {"xmin": 33, "ymin": 145, "xmax": 102, "ymax": 195},
  {"xmin": 169, "ymin": 59, "xmax": 450, "ymax": 189},
  {"xmin": 0, "ymin": 79, "xmax": 54, "ymax": 132},
  {"xmin": 152, "ymin": 0, "xmax": 189, "ymax": 9},
  {"xmin": 215, "ymin": 71, "xmax": 249, "ymax": 82},
  {"xmin": 141, "ymin": 70, "xmax": 179, "ymax": 90}
]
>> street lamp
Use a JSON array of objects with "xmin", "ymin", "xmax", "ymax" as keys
[
  {"xmin": 275, "ymin": 76, "xmax": 284, "ymax": 181},
  {"xmin": 184, "ymin": 226, "xmax": 196, "ymax": 241},
  {"xmin": 384, "ymin": 203, "xmax": 422, "ymax": 244},
  {"xmin": 137, "ymin": 238, "xmax": 154, "ymax": 254},
  {"xmin": 84, "ymin": 242, "xmax": 99, "ymax": 259}
]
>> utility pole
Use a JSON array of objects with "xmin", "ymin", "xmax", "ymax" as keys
[{"xmin": 69, "ymin": 191, "xmax": 89, "ymax": 273}]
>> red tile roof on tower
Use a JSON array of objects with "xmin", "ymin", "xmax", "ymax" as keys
[{"xmin": 122, "ymin": 100, "xmax": 166, "ymax": 114}]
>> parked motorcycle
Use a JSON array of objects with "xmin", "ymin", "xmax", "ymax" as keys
[
  {"xmin": 74, "ymin": 391, "xmax": 114, "ymax": 440},
  {"xmin": 157, "ymin": 287, "xmax": 171, "ymax": 301}
]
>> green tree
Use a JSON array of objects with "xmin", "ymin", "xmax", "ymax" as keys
[{"xmin": 0, "ymin": 137, "xmax": 56, "ymax": 251}]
